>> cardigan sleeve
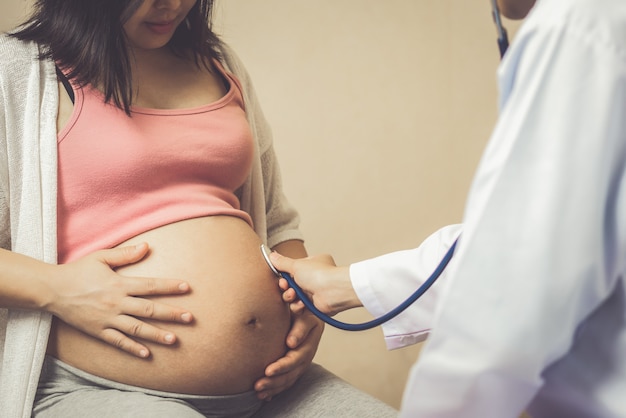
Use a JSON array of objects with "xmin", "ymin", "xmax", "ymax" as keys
[
  {"xmin": 0, "ymin": 38, "xmax": 11, "ymax": 252},
  {"xmin": 219, "ymin": 43, "xmax": 303, "ymax": 248},
  {"xmin": 0, "ymin": 34, "xmax": 57, "ymax": 418}
]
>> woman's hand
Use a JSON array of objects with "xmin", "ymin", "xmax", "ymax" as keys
[
  {"xmin": 254, "ymin": 240, "xmax": 323, "ymax": 400},
  {"xmin": 254, "ymin": 309, "xmax": 324, "ymax": 400},
  {"xmin": 46, "ymin": 243, "xmax": 193, "ymax": 358}
]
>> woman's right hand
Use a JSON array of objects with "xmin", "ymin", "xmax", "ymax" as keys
[{"xmin": 47, "ymin": 243, "xmax": 193, "ymax": 358}]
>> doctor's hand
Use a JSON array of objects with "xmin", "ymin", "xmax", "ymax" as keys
[
  {"xmin": 48, "ymin": 243, "xmax": 194, "ymax": 359},
  {"xmin": 270, "ymin": 252, "xmax": 362, "ymax": 316}
]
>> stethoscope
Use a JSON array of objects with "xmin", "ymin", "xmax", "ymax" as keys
[
  {"xmin": 491, "ymin": 0, "xmax": 510, "ymax": 59},
  {"xmin": 261, "ymin": 241, "xmax": 457, "ymax": 331},
  {"xmin": 260, "ymin": 2, "xmax": 509, "ymax": 332}
]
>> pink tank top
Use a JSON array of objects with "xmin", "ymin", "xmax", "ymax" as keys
[{"xmin": 57, "ymin": 61, "xmax": 254, "ymax": 264}]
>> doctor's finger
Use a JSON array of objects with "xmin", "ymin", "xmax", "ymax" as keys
[
  {"xmin": 269, "ymin": 251, "xmax": 296, "ymax": 274},
  {"xmin": 281, "ymin": 286, "xmax": 297, "ymax": 302},
  {"xmin": 289, "ymin": 301, "xmax": 306, "ymax": 314},
  {"xmin": 278, "ymin": 277, "xmax": 290, "ymax": 291}
]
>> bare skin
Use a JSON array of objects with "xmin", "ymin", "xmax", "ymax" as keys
[
  {"xmin": 497, "ymin": 0, "xmax": 537, "ymax": 19},
  {"xmin": 0, "ymin": 243, "xmax": 193, "ymax": 358}
]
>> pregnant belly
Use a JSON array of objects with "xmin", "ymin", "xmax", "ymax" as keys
[{"xmin": 46, "ymin": 216, "xmax": 291, "ymax": 395}]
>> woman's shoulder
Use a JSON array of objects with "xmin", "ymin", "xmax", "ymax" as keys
[
  {"xmin": 0, "ymin": 33, "xmax": 39, "ymax": 64},
  {"xmin": 215, "ymin": 42, "xmax": 274, "ymax": 151},
  {"xmin": 216, "ymin": 42, "xmax": 252, "ymax": 86},
  {"xmin": 0, "ymin": 34, "xmax": 43, "ymax": 82}
]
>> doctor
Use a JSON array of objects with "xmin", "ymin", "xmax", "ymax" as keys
[{"xmin": 271, "ymin": 0, "xmax": 626, "ymax": 416}]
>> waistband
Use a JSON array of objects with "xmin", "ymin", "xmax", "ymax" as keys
[{"xmin": 36, "ymin": 356, "xmax": 263, "ymax": 416}]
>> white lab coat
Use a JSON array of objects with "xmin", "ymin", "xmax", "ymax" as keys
[{"xmin": 350, "ymin": 0, "xmax": 626, "ymax": 416}]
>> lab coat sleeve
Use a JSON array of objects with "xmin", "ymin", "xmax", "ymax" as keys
[
  {"xmin": 400, "ymin": 5, "xmax": 626, "ymax": 417},
  {"xmin": 349, "ymin": 224, "xmax": 462, "ymax": 350}
]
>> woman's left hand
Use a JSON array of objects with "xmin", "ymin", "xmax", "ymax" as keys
[{"xmin": 254, "ymin": 309, "xmax": 324, "ymax": 400}]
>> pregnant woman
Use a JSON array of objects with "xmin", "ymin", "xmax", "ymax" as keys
[{"xmin": 0, "ymin": 0, "xmax": 397, "ymax": 417}]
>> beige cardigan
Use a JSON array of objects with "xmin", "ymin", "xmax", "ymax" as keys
[{"xmin": 0, "ymin": 34, "xmax": 303, "ymax": 417}]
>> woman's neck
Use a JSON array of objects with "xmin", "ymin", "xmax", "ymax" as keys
[{"xmin": 127, "ymin": 46, "xmax": 225, "ymax": 109}]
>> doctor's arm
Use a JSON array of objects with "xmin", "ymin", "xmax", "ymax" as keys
[
  {"xmin": 273, "ymin": 223, "xmax": 462, "ymax": 349},
  {"xmin": 399, "ymin": 23, "xmax": 626, "ymax": 417}
]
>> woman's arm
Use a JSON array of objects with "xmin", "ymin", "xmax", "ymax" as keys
[
  {"xmin": 272, "ymin": 239, "xmax": 307, "ymax": 259},
  {"xmin": 254, "ymin": 239, "xmax": 325, "ymax": 401},
  {"xmin": 218, "ymin": 44, "xmax": 320, "ymax": 399},
  {"xmin": 0, "ymin": 244, "xmax": 194, "ymax": 358}
]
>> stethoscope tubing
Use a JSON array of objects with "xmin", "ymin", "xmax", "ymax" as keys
[
  {"xmin": 261, "ymin": 238, "xmax": 458, "ymax": 331},
  {"xmin": 491, "ymin": 0, "xmax": 509, "ymax": 58}
]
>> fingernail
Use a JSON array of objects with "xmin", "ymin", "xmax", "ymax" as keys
[
  {"xmin": 139, "ymin": 349, "xmax": 149, "ymax": 358},
  {"xmin": 179, "ymin": 282, "xmax": 189, "ymax": 291},
  {"xmin": 181, "ymin": 312, "xmax": 192, "ymax": 322},
  {"xmin": 164, "ymin": 334, "xmax": 175, "ymax": 343}
]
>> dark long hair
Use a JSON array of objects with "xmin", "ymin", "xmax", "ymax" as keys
[{"xmin": 11, "ymin": 0, "xmax": 222, "ymax": 113}]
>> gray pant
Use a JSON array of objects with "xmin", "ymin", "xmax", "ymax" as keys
[{"xmin": 34, "ymin": 357, "xmax": 398, "ymax": 417}]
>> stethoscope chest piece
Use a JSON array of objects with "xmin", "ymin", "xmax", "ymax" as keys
[{"xmin": 260, "ymin": 244, "xmax": 281, "ymax": 276}]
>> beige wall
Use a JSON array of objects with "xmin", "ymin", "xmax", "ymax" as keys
[
  {"xmin": 0, "ymin": 0, "xmax": 28, "ymax": 30},
  {"xmin": 214, "ymin": 0, "xmax": 509, "ymax": 408},
  {"xmin": 1, "ymin": 0, "xmax": 518, "ymax": 410}
]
